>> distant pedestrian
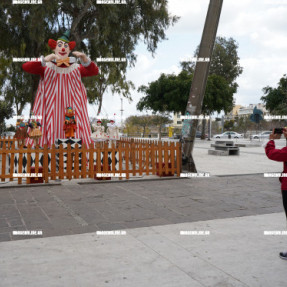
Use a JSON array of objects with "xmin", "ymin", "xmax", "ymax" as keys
[{"xmin": 265, "ymin": 128, "xmax": 287, "ymax": 260}]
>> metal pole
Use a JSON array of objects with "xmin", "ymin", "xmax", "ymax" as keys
[
  {"xmin": 120, "ymin": 98, "xmax": 124, "ymax": 128},
  {"xmin": 182, "ymin": 0, "xmax": 224, "ymax": 171},
  {"xmin": 208, "ymin": 116, "xmax": 211, "ymax": 141}
]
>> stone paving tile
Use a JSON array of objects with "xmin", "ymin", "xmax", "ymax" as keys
[
  {"xmin": 6, "ymin": 217, "xmax": 24, "ymax": 227},
  {"xmin": 0, "ymin": 192, "xmax": 14, "ymax": 204},
  {"xmin": 0, "ymin": 232, "xmax": 11, "ymax": 241},
  {"xmin": 0, "ymin": 218, "xmax": 9, "ymax": 228},
  {"xmin": 0, "ymin": 205, "xmax": 20, "ymax": 219}
]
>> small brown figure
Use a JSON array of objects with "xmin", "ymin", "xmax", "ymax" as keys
[
  {"xmin": 14, "ymin": 118, "xmax": 28, "ymax": 147},
  {"xmin": 28, "ymin": 112, "xmax": 42, "ymax": 147},
  {"xmin": 64, "ymin": 107, "xmax": 77, "ymax": 138}
]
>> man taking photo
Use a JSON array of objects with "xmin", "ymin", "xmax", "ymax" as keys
[{"xmin": 265, "ymin": 128, "xmax": 287, "ymax": 260}]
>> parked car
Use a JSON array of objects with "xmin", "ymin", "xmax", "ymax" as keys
[
  {"xmin": 213, "ymin": 131, "xmax": 243, "ymax": 139},
  {"xmin": 251, "ymin": 131, "xmax": 272, "ymax": 139}
]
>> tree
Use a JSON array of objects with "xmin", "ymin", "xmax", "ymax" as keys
[
  {"xmin": 0, "ymin": 100, "xmax": 14, "ymax": 134},
  {"xmin": 2, "ymin": 62, "xmax": 35, "ymax": 116},
  {"xmin": 137, "ymin": 71, "xmax": 191, "ymax": 115},
  {"xmin": 125, "ymin": 115, "xmax": 154, "ymax": 137},
  {"xmin": 261, "ymin": 74, "xmax": 287, "ymax": 115},
  {"xmin": 224, "ymin": 119, "xmax": 234, "ymax": 130},
  {"xmin": 202, "ymin": 74, "xmax": 235, "ymax": 139},
  {"xmin": 124, "ymin": 114, "xmax": 171, "ymax": 138},
  {"xmin": 124, "ymin": 116, "xmax": 144, "ymax": 137},
  {"xmin": 137, "ymin": 37, "xmax": 242, "ymax": 118},
  {"xmin": 181, "ymin": 36, "xmax": 243, "ymax": 93},
  {"xmin": 137, "ymin": 72, "xmax": 234, "ymax": 116},
  {"xmin": 0, "ymin": 0, "xmax": 179, "ymax": 115},
  {"xmin": 150, "ymin": 114, "xmax": 172, "ymax": 140},
  {"xmin": 85, "ymin": 61, "xmax": 135, "ymax": 115},
  {"xmin": 235, "ymin": 116, "xmax": 253, "ymax": 135},
  {"xmin": 0, "ymin": 2, "xmax": 57, "ymax": 113}
]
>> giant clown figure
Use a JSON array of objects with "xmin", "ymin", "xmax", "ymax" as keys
[{"xmin": 22, "ymin": 30, "xmax": 98, "ymax": 147}]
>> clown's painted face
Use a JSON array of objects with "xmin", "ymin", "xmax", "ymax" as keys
[{"xmin": 55, "ymin": 40, "xmax": 70, "ymax": 60}]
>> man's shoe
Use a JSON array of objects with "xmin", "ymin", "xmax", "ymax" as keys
[{"xmin": 279, "ymin": 252, "xmax": 287, "ymax": 260}]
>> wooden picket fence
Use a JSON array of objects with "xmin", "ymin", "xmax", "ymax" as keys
[
  {"xmin": 0, "ymin": 137, "xmax": 16, "ymax": 149},
  {"xmin": 0, "ymin": 137, "xmax": 182, "ymax": 184}
]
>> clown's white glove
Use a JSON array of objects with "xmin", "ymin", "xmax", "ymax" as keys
[{"xmin": 72, "ymin": 51, "xmax": 91, "ymax": 67}]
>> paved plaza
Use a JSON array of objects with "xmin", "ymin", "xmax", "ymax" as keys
[{"xmin": 1, "ymin": 139, "xmax": 287, "ymax": 286}]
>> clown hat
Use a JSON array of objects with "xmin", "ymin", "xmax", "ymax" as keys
[{"xmin": 58, "ymin": 30, "xmax": 71, "ymax": 43}]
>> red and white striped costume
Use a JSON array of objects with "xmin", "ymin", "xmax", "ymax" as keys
[{"xmin": 22, "ymin": 61, "xmax": 98, "ymax": 147}]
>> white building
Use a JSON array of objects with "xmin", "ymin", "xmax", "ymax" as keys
[{"xmin": 237, "ymin": 103, "xmax": 269, "ymax": 118}]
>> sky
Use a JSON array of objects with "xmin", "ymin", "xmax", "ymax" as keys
[
  {"xmin": 7, "ymin": 0, "xmax": 287, "ymax": 125},
  {"xmin": 100, "ymin": 0, "xmax": 287, "ymax": 123}
]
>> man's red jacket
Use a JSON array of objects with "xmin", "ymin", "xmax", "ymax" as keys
[{"xmin": 265, "ymin": 140, "xmax": 287, "ymax": 190}]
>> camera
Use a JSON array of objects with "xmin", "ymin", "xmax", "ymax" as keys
[{"xmin": 274, "ymin": 128, "xmax": 284, "ymax": 134}]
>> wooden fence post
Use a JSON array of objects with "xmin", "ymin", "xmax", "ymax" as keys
[
  {"xmin": 74, "ymin": 143, "xmax": 80, "ymax": 179},
  {"xmin": 151, "ymin": 142, "xmax": 156, "ymax": 175},
  {"xmin": 43, "ymin": 144, "xmax": 49, "ymax": 183},
  {"xmin": 89, "ymin": 143, "xmax": 94, "ymax": 178},
  {"xmin": 158, "ymin": 141, "xmax": 163, "ymax": 177},
  {"xmin": 176, "ymin": 142, "xmax": 181, "ymax": 177},
  {"xmin": 118, "ymin": 141, "xmax": 123, "ymax": 180},
  {"xmin": 26, "ymin": 145, "xmax": 31, "ymax": 184},
  {"xmin": 170, "ymin": 142, "xmax": 175, "ymax": 176},
  {"xmin": 1, "ymin": 143, "xmax": 6, "ymax": 182},
  {"xmin": 164, "ymin": 141, "xmax": 169, "ymax": 175},
  {"xmin": 18, "ymin": 146, "xmax": 23, "ymax": 185},
  {"xmin": 81, "ymin": 144, "xmax": 87, "ymax": 178},
  {"xmin": 9, "ymin": 142, "xmax": 15, "ymax": 182},
  {"xmin": 59, "ymin": 144, "xmax": 64, "ymax": 179},
  {"xmin": 51, "ymin": 144, "xmax": 56, "ymax": 180}
]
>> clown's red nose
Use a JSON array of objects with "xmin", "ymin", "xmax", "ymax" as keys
[{"xmin": 62, "ymin": 48, "xmax": 65, "ymax": 52}]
